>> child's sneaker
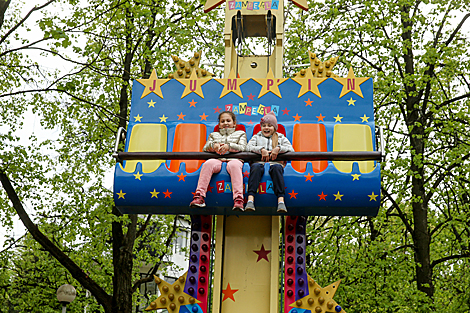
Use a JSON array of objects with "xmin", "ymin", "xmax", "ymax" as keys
[
  {"xmin": 245, "ymin": 201, "xmax": 256, "ymax": 212},
  {"xmin": 277, "ymin": 202, "xmax": 287, "ymax": 213},
  {"xmin": 232, "ymin": 198, "xmax": 245, "ymax": 211},
  {"xmin": 190, "ymin": 194, "xmax": 206, "ymax": 208}
]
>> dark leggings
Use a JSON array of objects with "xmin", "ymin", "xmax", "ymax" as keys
[{"xmin": 247, "ymin": 163, "xmax": 285, "ymax": 197}]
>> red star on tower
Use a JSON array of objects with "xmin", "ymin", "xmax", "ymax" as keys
[
  {"xmin": 247, "ymin": 93, "xmax": 255, "ymax": 101},
  {"xmin": 213, "ymin": 106, "xmax": 221, "ymax": 113},
  {"xmin": 222, "ymin": 283, "xmax": 238, "ymax": 302},
  {"xmin": 282, "ymin": 108, "xmax": 290, "ymax": 115},
  {"xmin": 253, "ymin": 244, "xmax": 271, "ymax": 262}
]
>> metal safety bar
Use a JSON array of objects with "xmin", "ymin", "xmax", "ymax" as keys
[
  {"xmin": 113, "ymin": 151, "xmax": 382, "ymax": 163},
  {"xmin": 112, "ymin": 127, "xmax": 127, "ymax": 159}
]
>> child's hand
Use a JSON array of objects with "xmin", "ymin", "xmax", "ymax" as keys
[
  {"xmin": 217, "ymin": 143, "xmax": 228, "ymax": 155},
  {"xmin": 261, "ymin": 148, "xmax": 270, "ymax": 162},
  {"xmin": 211, "ymin": 143, "xmax": 220, "ymax": 153},
  {"xmin": 270, "ymin": 146, "xmax": 280, "ymax": 160}
]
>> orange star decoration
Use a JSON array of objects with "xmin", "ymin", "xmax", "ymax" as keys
[
  {"xmin": 289, "ymin": 190, "xmax": 298, "ymax": 199},
  {"xmin": 253, "ymin": 68, "xmax": 287, "ymax": 98},
  {"xmin": 318, "ymin": 192, "xmax": 327, "ymax": 201},
  {"xmin": 163, "ymin": 189, "xmax": 172, "ymax": 198},
  {"xmin": 253, "ymin": 244, "xmax": 271, "ymax": 262},
  {"xmin": 177, "ymin": 173, "xmax": 187, "ymax": 181},
  {"xmin": 177, "ymin": 69, "xmax": 211, "ymax": 99},
  {"xmin": 304, "ymin": 173, "xmax": 314, "ymax": 182},
  {"xmin": 145, "ymin": 274, "xmax": 201, "ymax": 312},
  {"xmin": 222, "ymin": 283, "xmax": 239, "ymax": 302},
  {"xmin": 136, "ymin": 69, "xmax": 169, "ymax": 99},
  {"xmin": 292, "ymin": 66, "xmax": 327, "ymax": 98},
  {"xmin": 289, "ymin": 276, "xmax": 346, "ymax": 313},
  {"xmin": 293, "ymin": 114, "xmax": 302, "ymax": 121},
  {"xmin": 168, "ymin": 51, "xmax": 213, "ymax": 79},
  {"xmin": 333, "ymin": 67, "xmax": 369, "ymax": 98},
  {"xmin": 215, "ymin": 68, "xmax": 249, "ymax": 98}
]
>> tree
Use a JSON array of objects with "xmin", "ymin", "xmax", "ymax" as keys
[
  {"xmin": 284, "ymin": 0, "xmax": 470, "ymax": 311},
  {"xmin": 1, "ymin": 0, "xmax": 221, "ymax": 312}
]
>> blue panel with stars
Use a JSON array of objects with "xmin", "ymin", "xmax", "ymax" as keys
[{"xmin": 114, "ymin": 74, "xmax": 381, "ymax": 216}]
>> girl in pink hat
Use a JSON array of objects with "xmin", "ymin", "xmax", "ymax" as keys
[{"xmin": 246, "ymin": 112, "xmax": 294, "ymax": 213}]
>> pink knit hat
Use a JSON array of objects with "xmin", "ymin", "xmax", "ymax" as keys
[{"xmin": 260, "ymin": 111, "xmax": 278, "ymax": 131}]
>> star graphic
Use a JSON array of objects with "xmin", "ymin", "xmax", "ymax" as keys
[
  {"xmin": 253, "ymin": 244, "xmax": 271, "ymax": 262},
  {"xmin": 163, "ymin": 189, "xmax": 172, "ymax": 198},
  {"xmin": 247, "ymin": 93, "xmax": 255, "ymax": 101},
  {"xmin": 352, "ymin": 174, "xmax": 361, "ymax": 181},
  {"xmin": 247, "ymin": 120, "xmax": 253, "ymax": 125},
  {"xmin": 222, "ymin": 283, "xmax": 239, "ymax": 302},
  {"xmin": 304, "ymin": 173, "xmax": 314, "ymax": 182},
  {"xmin": 213, "ymin": 106, "xmax": 221, "ymax": 114},
  {"xmin": 150, "ymin": 189, "xmax": 160, "ymax": 198},
  {"xmin": 116, "ymin": 190, "xmax": 126, "ymax": 199},
  {"xmin": 177, "ymin": 112, "xmax": 186, "ymax": 120},
  {"xmin": 147, "ymin": 99, "xmax": 156, "ymax": 107},
  {"xmin": 318, "ymin": 192, "xmax": 327, "ymax": 201},
  {"xmin": 334, "ymin": 191, "xmax": 343, "ymax": 201},
  {"xmin": 253, "ymin": 68, "xmax": 288, "ymax": 98},
  {"xmin": 200, "ymin": 113, "xmax": 208, "ymax": 121},
  {"xmin": 136, "ymin": 69, "xmax": 169, "ymax": 99},
  {"xmin": 288, "ymin": 190, "xmax": 298, "ymax": 199},
  {"xmin": 243, "ymin": 170, "xmax": 250, "ymax": 178},
  {"xmin": 334, "ymin": 114, "xmax": 343, "ymax": 122},
  {"xmin": 289, "ymin": 277, "xmax": 346, "ymax": 313},
  {"xmin": 134, "ymin": 172, "xmax": 143, "ymax": 180},
  {"xmin": 189, "ymin": 99, "xmax": 197, "ymax": 107},
  {"xmin": 360, "ymin": 114, "xmax": 370, "ymax": 122},
  {"xmin": 316, "ymin": 114, "xmax": 325, "ymax": 122},
  {"xmin": 145, "ymin": 273, "xmax": 201, "ymax": 312},
  {"xmin": 368, "ymin": 192, "xmax": 378, "ymax": 201},
  {"xmin": 282, "ymin": 108, "xmax": 290, "ymax": 115},
  {"xmin": 207, "ymin": 185, "xmax": 214, "ymax": 193},
  {"xmin": 347, "ymin": 97, "xmax": 356, "ymax": 106},
  {"xmin": 177, "ymin": 69, "xmax": 210, "ymax": 99},
  {"xmin": 177, "ymin": 173, "xmax": 187, "ymax": 181},
  {"xmin": 333, "ymin": 67, "xmax": 369, "ymax": 98},
  {"xmin": 134, "ymin": 114, "xmax": 143, "ymax": 122},
  {"xmin": 159, "ymin": 114, "xmax": 168, "ymax": 123},
  {"xmin": 215, "ymin": 68, "xmax": 249, "ymax": 98},
  {"xmin": 293, "ymin": 114, "xmax": 302, "ymax": 121},
  {"xmin": 304, "ymin": 98, "xmax": 313, "ymax": 106},
  {"xmin": 292, "ymin": 68, "xmax": 327, "ymax": 98}
]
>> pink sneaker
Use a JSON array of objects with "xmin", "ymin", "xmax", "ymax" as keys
[
  {"xmin": 232, "ymin": 198, "xmax": 245, "ymax": 211},
  {"xmin": 190, "ymin": 195, "xmax": 206, "ymax": 208}
]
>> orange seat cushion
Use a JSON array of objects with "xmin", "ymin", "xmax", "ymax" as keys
[
  {"xmin": 168, "ymin": 124, "xmax": 207, "ymax": 173},
  {"xmin": 292, "ymin": 124, "xmax": 327, "ymax": 173}
]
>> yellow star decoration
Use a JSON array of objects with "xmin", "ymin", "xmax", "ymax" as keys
[
  {"xmin": 253, "ymin": 68, "xmax": 288, "ymax": 98},
  {"xmin": 333, "ymin": 67, "xmax": 369, "ymax": 98},
  {"xmin": 136, "ymin": 69, "xmax": 169, "ymax": 99},
  {"xmin": 169, "ymin": 51, "xmax": 213, "ymax": 79},
  {"xmin": 334, "ymin": 191, "xmax": 343, "ymax": 201},
  {"xmin": 215, "ymin": 68, "xmax": 249, "ymax": 98},
  {"xmin": 177, "ymin": 69, "xmax": 210, "ymax": 99},
  {"xmin": 147, "ymin": 100, "xmax": 156, "ymax": 107},
  {"xmin": 145, "ymin": 274, "xmax": 201, "ymax": 312},
  {"xmin": 360, "ymin": 114, "xmax": 370, "ymax": 122},
  {"xmin": 159, "ymin": 115, "xmax": 168, "ymax": 123},
  {"xmin": 289, "ymin": 277, "xmax": 346, "ymax": 313},
  {"xmin": 116, "ymin": 190, "xmax": 126, "ymax": 199},
  {"xmin": 134, "ymin": 114, "xmax": 143, "ymax": 122},
  {"xmin": 150, "ymin": 189, "xmax": 160, "ymax": 198},
  {"xmin": 351, "ymin": 174, "xmax": 361, "ymax": 181},
  {"xmin": 134, "ymin": 172, "xmax": 143, "ymax": 180},
  {"xmin": 347, "ymin": 98, "xmax": 356, "ymax": 106},
  {"xmin": 292, "ymin": 66, "xmax": 327, "ymax": 98},
  {"xmin": 368, "ymin": 192, "xmax": 378, "ymax": 201},
  {"xmin": 334, "ymin": 114, "xmax": 343, "ymax": 122}
]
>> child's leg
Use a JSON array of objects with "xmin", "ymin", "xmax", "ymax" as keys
[
  {"xmin": 247, "ymin": 163, "xmax": 264, "ymax": 201},
  {"xmin": 269, "ymin": 164, "xmax": 285, "ymax": 201},
  {"xmin": 195, "ymin": 159, "xmax": 222, "ymax": 197},
  {"xmin": 226, "ymin": 159, "xmax": 244, "ymax": 200}
]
